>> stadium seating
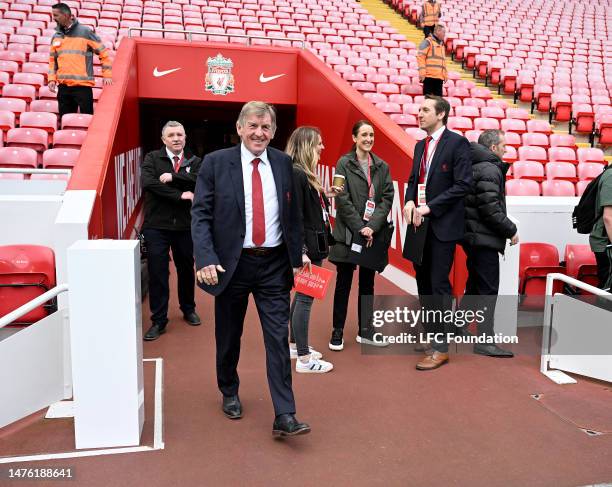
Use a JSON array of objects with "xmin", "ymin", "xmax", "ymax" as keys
[
  {"xmin": 0, "ymin": 244, "xmax": 57, "ymax": 324},
  {"xmin": 518, "ymin": 242, "xmax": 566, "ymax": 309}
]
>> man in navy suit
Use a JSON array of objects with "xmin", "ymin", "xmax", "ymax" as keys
[
  {"xmin": 404, "ymin": 95, "xmax": 472, "ymax": 370},
  {"xmin": 191, "ymin": 101, "xmax": 310, "ymax": 437}
]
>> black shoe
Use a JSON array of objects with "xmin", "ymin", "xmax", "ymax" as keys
[
  {"xmin": 144, "ymin": 324, "xmax": 166, "ymax": 341},
  {"xmin": 329, "ymin": 328, "xmax": 344, "ymax": 351},
  {"xmin": 272, "ymin": 414, "xmax": 311, "ymax": 438},
  {"xmin": 474, "ymin": 343, "xmax": 514, "ymax": 358},
  {"xmin": 222, "ymin": 395, "xmax": 242, "ymax": 419},
  {"xmin": 183, "ymin": 311, "xmax": 201, "ymax": 326}
]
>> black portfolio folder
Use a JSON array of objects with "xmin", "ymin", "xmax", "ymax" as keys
[
  {"xmin": 347, "ymin": 226, "xmax": 393, "ymax": 272},
  {"xmin": 402, "ymin": 218, "xmax": 429, "ymax": 266}
]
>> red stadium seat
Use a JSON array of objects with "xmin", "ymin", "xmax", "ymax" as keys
[
  {"xmin": 506, "ymin": 179, "xmax": 540, "ymax": 196},
  {"xmin": 52, "ymin": 129, "xmax": 87, "ymax": 149},
  {"xmin": 61, "ymin": 113, "xmax": 94, "ymax": 131},
  {"xmin": 521, "ymin": 132, "xmax": 549, "ymax": 149},
  {"xmin": 42, "ymin": 148, "xmax": 79, "ymax": 169},
  {"xmin": 541, "ymin": 179, "xmax": 575, "ymax": 196},
  {"xmin": 518, "ymin": 145, "xmax": 547, "ymax": 162},
  {"xmin": 512, "ymin": 160, "xmax": 544, "ymax": 181},
  {"xmin": 18, "ymin": 111, "xmax": 57, "ymax": 136},
  {"xmin": 464, "ymin": 130, "xmax": 482, "ymax": 143},
  {"xmin": 500, "ymin": 118, "xmax": 526, "ymax": 134},
  {"xmin": 526, "ymin": 119, "xmax": 552, "ymax": 135},
  {"xmin": 0, "ymin": 146, "xmax": 38, "ymax": 168},
  {"xmin": 549, "ymin": 134, "xmax": 576, "ymax": 149},
  {"xmin": 0, "ymin": 109, "xmax": 15, "ymax": 134},
  {"xmin": 577, "ymin": 148, "xmax": 604, "ymax": 165},
  {"xmin": 505, "ymin": 108, "xmax": 530, "ymax": 121},
  {"xmin": 405, "ymin": 127, "xmax": 426, "ymax": 140},
  {"xmin": 12, "ymin": 72, "xmax": 45, "ymax": 89},
  {"xmin": 503, "ymin": 146, "xmax": 517, "ymax": 163},
  {"xmin": 545, "ymin": 162, "xmax": 576, "ymax": 181},
  {"xmin": 596, "ymin": 114, "xmax": 612, "ymax": 146},
  {"xmin": 389, "ymin": 113, "xmax": 417, "ymax": 128},
  {"xmin": 564, "ymin": 244, "xmax": 598, "ymax": 289},
  {"xmin": 2, "ymin": 83, "xmax": 36, "ymax": 103},
  {"xmin": 29, "ymin": 99, "xmax": 59, "ymax": 114},
  {"xmin": 0, "ymin": 97, "xmax": 27, "ymax": 117},
  {"xmin": 6, "ymin": 127, "xmax": 48, "ymax": 153},
  {"xmin": 548, "ymin": 147, "xmax": 576, "ymax": 164},
  {"xmin": 577, "ymin": 162, "xmax": 605, "ymax": 181},
  {"xmin": 473, "ymin": 117, "xmax": 500, "ymax": 131},
  {"xmin": 480, "ymin": 106, "xmax": 505, "ymax": 120},
  {"xmin": 519, "ymin": 242, "xmax": 565, "ymax": 309},
  {"xmin": 0, "ymin": 244, "xmax": 56, "ymax": 324},
  {"xmin": 447, "ymin": 116, "xmax": 473, "ymax": 133}
]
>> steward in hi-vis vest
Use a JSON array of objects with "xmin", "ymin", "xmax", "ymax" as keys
[
  {"xmin": 417, "ymin": 24, "xmax": 447, "ymax": 96},
  {"xmin": 421, "ymin": 0, "xmax": 442, "ymax": 38}
]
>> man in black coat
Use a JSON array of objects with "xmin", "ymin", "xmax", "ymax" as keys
[
  {"xmin": 141, "ymin": 121, "xmax": 202, "ymax": 341},
  {"xmin": 191, "ymin": 101, "xmax": 310, "ymax": 437},
  {"xmin": 461, "ymin": 129, "xmax": 518, "ymax": 357},
  {"xmin": 404, "ymin": 95, "xmax": 472, "ymax": 370}
]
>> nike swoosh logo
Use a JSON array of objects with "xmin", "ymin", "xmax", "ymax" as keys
[
  {"xmin": 259, "ymin": 73, "xmax": 286, "ymax": 83},
  {"xmin": 153, "ymin": 67, "xmax": 181, "ymax": 77}
]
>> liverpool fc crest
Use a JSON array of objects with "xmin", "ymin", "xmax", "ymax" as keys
[{"xmin": 205, "ymin": 54, "xmax": 235, "ymax": 96}]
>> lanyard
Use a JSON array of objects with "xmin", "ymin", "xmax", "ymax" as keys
[
  {"xmin": 364, "ymin": 153, "xmax": 374, "ymax": 199},
  {"xmin": 421, "ymin": 137, "xmax": 439, "ymax": 182},
  {"xmin": 318, "ymin": 191, "xmax": 329, "ymax": 223}
]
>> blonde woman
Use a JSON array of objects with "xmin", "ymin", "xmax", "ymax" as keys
[{"xmin": 286, "ymin": 127, "xmax": 340, "ymax": 373}]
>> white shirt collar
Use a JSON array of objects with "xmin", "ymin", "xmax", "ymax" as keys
[
  {"xmin": 165, "ymin": 146, "xmax": 183, "ymax": 161},
  {"xmin": 241, "ymin": 143, "xmax": 269, "ymax": 167},
  {"xmin": 429, "ymin": 125, "xmax": 446, "ymax": 141}
]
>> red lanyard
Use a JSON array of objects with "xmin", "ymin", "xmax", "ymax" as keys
[{"xmin": 365, "ymin": 153, "xmax": 374, "ymax": 199}]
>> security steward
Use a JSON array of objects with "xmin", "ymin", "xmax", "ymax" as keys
[
  {"xmin": 417, "ymin": 24, "xmax": 447, "ymax": 96},
  {"xmin": 420, "ymin": 0, "xmax": 442, "ymax": 38},
  {"xmin": 48, "ymin": 3, "xmax": 113, "ymax": 120},
  {"xmin": 141, "ymin": 121, "xmax": 202, "ymax": 341}
]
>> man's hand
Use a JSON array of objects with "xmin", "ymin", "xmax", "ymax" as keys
[
  {"xmin": 181, "ymin": 191, "xmax": 194, "ymax": 201},
  {"xmin": 413, "ymin": 205, "xmax": 431, "ymax": 228},
  {"xmin": 510, "ymin": 233, "xmax": 519, "ymax": 246},
  {"xmin": 360, "ymin": 226, "xmax": 374, "ymax": 248},
  {"xmin": 160, "ymin": 173, "xmax": 172, "ymax": 184},
  {"xmin": 196, "ymin": 264, "xmax": 225, "ymax": 286},
  {"xmin": 403, "ymin": 200, "xmax": 416, "ymax": 224},
  {"xmin": 48, "ymin": 81, "xmax": 57, "ymax": 93},
  {"xmin": 301, "ymin": 253, "xmax": 312, "ymax": 273},
  {"xmin": 103, "ymin": 78, "xmax": 113, "ymax": 86}
]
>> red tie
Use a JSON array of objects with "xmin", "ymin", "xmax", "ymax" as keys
[
  {"xmin": 173, "ymin": 155, "xmax": 181, "ymax": 173},
  {"xmin": 251, "ymin": 158, "xmax": 266, "ymax": 246},
  {"xmin": 418, "ymin": 136, "xmax": 433, "ymax": 184}
]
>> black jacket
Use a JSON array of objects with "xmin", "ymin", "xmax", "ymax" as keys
[
  {"xmin": 141, "ymin": 147, "xmax": 202, "ymax": 231},
  {"xmin": 293, "ymin": 166, "xmax": 332, "ymax": 261},
  {"xmin": 405, "ymin": 128, "xmax": 472, "ymax": 242},
  {"xmin": 463, "ymin": 143, "xmax": 517, "ymax": 252}
]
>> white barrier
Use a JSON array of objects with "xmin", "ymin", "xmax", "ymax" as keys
[{"xmin": 67, "ymin": 240, "xmax": 144, "ymax": 449}]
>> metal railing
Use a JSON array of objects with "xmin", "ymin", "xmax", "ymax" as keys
[
  {"xmin": 127, "ymin": 27, "xmax": 306, "ymax": 48},
  {"xmin": 0, "ymin": 284, "xmax": 69, "ymax": 330},
  {"xmin": 0, "ymin": 169, "xmax": 72, "ymax": 175}
]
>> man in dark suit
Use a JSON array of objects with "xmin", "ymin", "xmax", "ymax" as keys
[
  {"xmin": 404, "ymin": 95, "xmax": 472, "ymax": 370},
  {"xmin": 141, "ymin": 121, "xmax": 202, "ymax": 341},
  {"xmin": 191, "ymin": 101, "xmax": 310, "ymax": 437}
]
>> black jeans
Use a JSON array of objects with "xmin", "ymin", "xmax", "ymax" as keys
[
  {"xmin": 57, "ymin": 84, "xmax": 94, "ymax": 121},
  {"xmin": 462, "ymin": 244, "xmax": 500, "ymax": 336},
  {"xmin": 332, "ymin": 262, "xmax": 376, "ymax": 335},
  {"xmin": 595, "ymin": 251, "xmax": 612, "ymax": 289},
  {"xmin": 423, "ymin": 77, "xmax": 443, "ymax": 96},
  {"xmin": 142, "ymin": 228, "xmax": 196, "ymax": 327}
]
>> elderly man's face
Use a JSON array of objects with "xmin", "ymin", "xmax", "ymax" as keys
[
  {"xmin": 161, "ymin": 125, "xmax": 186, "ymax": 155},
  {"xmin": 236, "ymin": 112, "xmax": 275, "ymax": 156}
]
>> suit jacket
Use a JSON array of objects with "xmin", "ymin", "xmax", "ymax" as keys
[
  {"xmin": 141, "ymin": 147, "xmax": 202, "ymax": 231},
  {"xmin": 191, "ymin": 144, "xmax": 303, "ymax": 296},
  {"xmin": 405, "ymin": 128, "xmax": 472, "ymax": 242}
]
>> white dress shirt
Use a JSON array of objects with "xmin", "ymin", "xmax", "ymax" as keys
[
  {"xmin": 241, "ymin": 143, "xmax": 282, "ymax": 248},
  {"xmin": 165, "ymin": 147, "xmax": 183, "ymax": 168},
  {"xmin": 423, "ymin": 124, "xmax": 446, "ymax": 183}
]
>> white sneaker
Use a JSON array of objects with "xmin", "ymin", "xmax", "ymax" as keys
[
  {"xmin": 356, "ymin": 335, "xmax": 389, "ymax": 347},
  {"xmin": 290, "ymin": 344, "xmax": 323, "ymax": 360},
  {"xmin": 296, "ymin": 357, "xmax": 334, "ymax": 373}
]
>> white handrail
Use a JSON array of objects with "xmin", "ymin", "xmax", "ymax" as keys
[
  {"xmin": 0, "ymin": 168, "xmax": 72, "ymax": 175},
  {"xmin": 127, "ymin": 27, "xmax": 306, "ymax": 48},
  {"xmin": 540, "ymin": 273, "xmax": 611, "ymax": 375},
  {"xmin": 0, "ymin": 284, "xmax": 69, "ymax": 329}
]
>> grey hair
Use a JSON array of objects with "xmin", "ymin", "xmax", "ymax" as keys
[
  {"xmin": 161, "ymin": 120, "xmax": 184, "ymax": 136},
  {"xmin": 237, "ymin": 101, "xmax": 277, "ymax": 132},
  {"xmin": 478, "ymin": 129, "xmax": 505, "ymax": 149}
]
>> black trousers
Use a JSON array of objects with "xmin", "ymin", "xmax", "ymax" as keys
[
  {"xmin": 413, "ymin": 226, "xmax": 456, "ymax": 352},
  {"xmin": 461, "ymin": 244, "xmax": 500, "ymax": 336},
  {"xmin": 595, "ymin": 251, "xmax": 612, "ymax": 289},
  {"xmin": 423, "ymin": 77, "xmax": 443, "ymax": 96},
  {"xmin": 142, "ymin": 228, "xmax": 196, "ymax": 327},
  {"xmin": 332, "ymin": 261, "xmax": 376, "ymax": 334},
  {"xmin": 215, "ymin": 247, "xmax": 295, "ymax": 416},
  {"xmin": 57, "ymin": 84, "xmax": 94, "ymax": 121},
  {"xmin": 423, "ymin": 25, "xmax": 434, "ymax": 38}
]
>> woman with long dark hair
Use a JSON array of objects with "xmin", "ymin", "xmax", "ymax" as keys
[{"xmin": 328, "ymin": 120, "xmax": 394, "ymax": 351}]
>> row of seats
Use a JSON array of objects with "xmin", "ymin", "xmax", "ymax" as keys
[
  {"xmin": 0, "ymin": 146, "xmax": 80, "ymax": 168},
  {"xmin": 507, "ymin": 178, "xmax": 590, "ymax": 197},
  {"xmin": 509, "ymin": 161, "xmax": 604, "ymax": 182}
]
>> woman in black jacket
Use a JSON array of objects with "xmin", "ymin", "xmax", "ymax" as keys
[
  {"xmin": 328, "ymin": 120, "xmax": 394, "ymax": 351},
  {"xmin": 286, "ymin": 126, "xmax": 339, "ymax": 373}
]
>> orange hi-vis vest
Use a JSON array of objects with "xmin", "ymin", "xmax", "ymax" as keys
[
  {"xmin": 422, "ymin": 1, "xmax": 441, "ymax": 27},
  {"xmin": 417, "ymin": 36, "xmax": 447, "ymax": 81},
  {"xmin": 48, "ymin": 20, "xmax": 112, "ymax": 87}
]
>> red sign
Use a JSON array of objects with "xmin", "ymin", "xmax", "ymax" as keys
[{"xmin": 294, "ymin": 265, "xmax": 334, "ymax": 300}]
